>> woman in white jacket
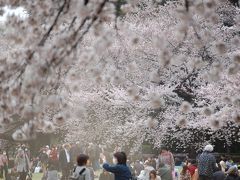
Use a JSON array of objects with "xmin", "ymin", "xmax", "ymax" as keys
[{"xmin": 71, "ymin": 154, "xmax": 91, "ymax": 180}]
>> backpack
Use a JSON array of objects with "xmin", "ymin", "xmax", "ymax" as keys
[{"xmin": 70, "ymin": 168, "xmax": 86, "ymax": 180}]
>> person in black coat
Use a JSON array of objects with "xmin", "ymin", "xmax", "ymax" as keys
[
  {"xmin": 59, "ymin": 144, "xmax": 72, "ymax": 180},
  {"xmin": 102, "ymin": 152, "xmax": 132, "ymax": 180}
]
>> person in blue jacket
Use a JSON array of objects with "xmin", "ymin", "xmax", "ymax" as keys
[{"xmin": 101, "ymin": 151, "xmax": 132, "ymax": 180}]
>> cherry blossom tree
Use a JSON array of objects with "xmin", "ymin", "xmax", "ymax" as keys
[
  {"xmin": 0, "ymin": 0, "xmax": 120, "ymax": 140},
  {"xmin": 0, "ymin": 0, "xmax": 239, "ymax": 153},
  {"xmin": 64, "ymin": 0, "xmax": 240, "ymax": 152}
]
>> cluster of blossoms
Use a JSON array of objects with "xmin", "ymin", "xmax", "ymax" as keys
[
  {"xmin": 0, "ymin": 0, "xmax": 239, "ymax": 152},
  {"xmin": 65, "ymin": 0, "xmax": 240, "ymax": 151}
]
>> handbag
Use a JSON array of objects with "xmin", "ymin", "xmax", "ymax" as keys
[{"xmin": 70, "ymin": 168, "xmax": 86, "ymax": 180}]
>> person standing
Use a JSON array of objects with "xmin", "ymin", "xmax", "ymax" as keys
[
  {"xmin": 15, "ymin": 148, "xmax": 30, "ymax": 180},
  {"xmin": 198, "ymin": 144, "xmax": 217, "ymax": 180},
  {"xmin": 133, "ymin": 160, "xmax": 144, "ymax": 176},
  {"xmin": 45, "ymin": 146, "xmax": 51, "ymax": 157},
  {"xmin": 157, "ymin": 147, "xmax": 175, "ymax": 171},
  {"xmin": 49, "ymin": 146, "xmax": 58, "ymax": 167},
  {"xmin": 70, "ymin": 142, "xmax": 82, "ymax": 166},
  {"xmin": 39, "ymin": 149, "xmax": 49, "ymax": 179},
  {"xmin": 1, "ymin": 151, "xmax": 8, "ymax": 180},
  {"xmin": 0, "ymin": 150, "xmax": 8, "ymax": 179},
  {"xmin": 0, "ymin": 150, "xmax": 4, "ymax": 179},
  {"xmin": 101, "ymin": 152, "xmax": 132, "ymax": 180},
  {"xmin": 86, "ymin": 159, "xmax": 95, "ymax": 180},
  {"xmin": 219, "ymin": 155, "xmax": 227, "ymax": 172},
  {"xmin": 157, "ymin": 162, "xmax": 173, "ymax": 180},
  {"xmin": 59, "ymin": 144, "xmax": 72, "ymax": 180},
  {"xmin": 157, "ymin": 146, "xmax": 175, "ymax": 179}
]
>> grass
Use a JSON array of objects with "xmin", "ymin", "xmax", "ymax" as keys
[
  {"xmin": 32, "ymin": 171, "xmax": 101, "ymax": 180},
  {"xmin": 32, "ymin": 173, "xmax": 44, "ymax": 180}
]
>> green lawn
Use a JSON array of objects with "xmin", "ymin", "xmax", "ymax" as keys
[
  {"xmin": 32, "ymin": 171, "xmax": 101, "ymax": 180},
  {"xmin": 32, "ymin": 173, "xmax": 44, "ymax": 180}
]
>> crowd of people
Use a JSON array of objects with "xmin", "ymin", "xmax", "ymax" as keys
[{"xmin": 0, "ymin": 143, "xmax": 240, "ymax": 180}]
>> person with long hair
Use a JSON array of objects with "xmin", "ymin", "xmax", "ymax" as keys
[
  {"xmin": 180, "ymin": 164, "xmax": 191, "ymax": 180},
  {"xmin": 101, "ymin": 152, "xmax": 132, "ymax": 180},
  {"xmin": 149, "ymin": 170, "xmax": 161, "ymax": 180}
]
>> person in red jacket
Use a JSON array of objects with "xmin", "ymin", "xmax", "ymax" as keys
[
  {"xmin": 187, "ymin": 159, "xmax": 197, "ymax": 177},
  {"xmin": 49, "ymin": 146, "xmax": 59, "ymax": 170},
  {"xmin": 49, "ymin": 146, "xmax": 58, "ymax": 162}
]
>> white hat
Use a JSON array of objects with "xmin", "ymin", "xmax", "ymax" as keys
[
  {"xmin": 204, "ymin": 144, "xmax": 214, "ymax": 152},
  {"xmin": 46, "ymin": 145, "xmax": 49, "ymax": 148}
]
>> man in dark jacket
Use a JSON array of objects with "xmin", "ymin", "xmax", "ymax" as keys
[
  {"xmin": 59, "ymin": 144, "xmax": 71, "ymax": 180},
  {"xmin": 198, "ymin": 144, "xmax": 217, "ymax": 180},
  {"xmin": 70, "ymin": 142, "xmax": 82, "ymax": 166},
  {"xmin": 102, "ymin": 152, "xmax": 132, "ymax": 180}
]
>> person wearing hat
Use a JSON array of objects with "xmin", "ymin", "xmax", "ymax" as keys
[
  {"xmin": 198, "ymin": 144, "xmax": 217, "ymax": 180},
  {"xmin": 225, "ymin": 166, "xmax": 240, "ymax": 180}
]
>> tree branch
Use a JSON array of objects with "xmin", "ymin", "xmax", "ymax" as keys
[{"xmin": 38, "ymin": 0, "xmax": 67, "ymax": 46}]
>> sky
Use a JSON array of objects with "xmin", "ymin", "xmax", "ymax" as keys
[{"xmin": 0, "ymin": 6, "xmax": 28, "ymax": 23}]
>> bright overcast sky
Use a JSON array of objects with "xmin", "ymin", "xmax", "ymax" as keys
[{"xmin": 0, "ymin": 6, "xmax": 28, "ymax": 23}]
